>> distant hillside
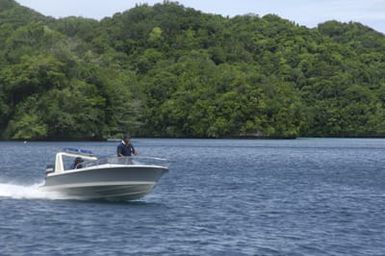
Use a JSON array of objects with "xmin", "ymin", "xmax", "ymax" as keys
[{"xmin": 0, "ymin": 0, "xmax": 384, "ymax": 139}]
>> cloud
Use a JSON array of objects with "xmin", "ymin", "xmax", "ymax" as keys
[{"xmin": 15, "ymin": 0, "xmax": 385, "ymax": 33}]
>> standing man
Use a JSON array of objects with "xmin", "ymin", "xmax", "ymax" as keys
[{"xmin": 117, "ymin": 134, "xmax": 138, "ymax": 157}]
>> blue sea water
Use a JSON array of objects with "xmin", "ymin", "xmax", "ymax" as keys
[{"xmin": 0, "ymin": 138, "xmax": 385, "ymax": 255}]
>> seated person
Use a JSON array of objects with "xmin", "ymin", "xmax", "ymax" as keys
[{"xmin": 72, "ymin": 157, "xmax": 83, "ymax": 169}]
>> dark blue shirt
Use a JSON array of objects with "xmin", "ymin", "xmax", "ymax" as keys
[{"xmin": 117, "ymin": 142, "xmax": 135, "ymax": 157}]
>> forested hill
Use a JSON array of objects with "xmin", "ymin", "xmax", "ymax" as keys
[{"xmin": 1, "ymin": 0, "xmax": 385, "ymax": 140}]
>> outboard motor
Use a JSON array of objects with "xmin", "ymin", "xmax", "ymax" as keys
[{"xmin": 45, "ymin": 164, "xmax": 54, "ymax": 175}]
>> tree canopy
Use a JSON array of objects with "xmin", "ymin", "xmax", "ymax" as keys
[{"xmin": 0, "ymin": 0, "xmax": 384, "ymax": 139}]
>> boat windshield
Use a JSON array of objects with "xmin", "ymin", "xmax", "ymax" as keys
[
  {"xmin": 80, "ymin": 156, "xmax": 169, "ymax": 169},
  {"xmin": 62, "ymin": 155, "xmax": 85, "ymax": 170}
]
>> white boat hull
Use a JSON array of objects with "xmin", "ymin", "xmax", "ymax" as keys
[
  {"xmin": 40, "ymin": 165, "xmax": 168, "ymax": 201},
  {"xmin": 40, "ymin": 182, "xmax": 156, "ymax": 200}
]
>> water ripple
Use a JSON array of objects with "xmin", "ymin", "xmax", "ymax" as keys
[{"xmin": 1, "ymin": 139, "xmax": 385, "ymax": 255}]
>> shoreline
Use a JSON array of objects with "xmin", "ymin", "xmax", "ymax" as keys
[{"xmin": 2, "ymin": 135, "xmax": 385, "ymax": 142}]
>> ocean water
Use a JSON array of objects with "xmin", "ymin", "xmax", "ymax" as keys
[{"xmin": 0, "ymin": 138, "xmax": 385, "ymax": 255}]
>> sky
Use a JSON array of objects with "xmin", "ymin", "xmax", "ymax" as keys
[{"xmin": 15, "ymin": 0, "xmax": 385, "ymax": 34}]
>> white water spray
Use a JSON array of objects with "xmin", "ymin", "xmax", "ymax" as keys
[{"xmin": 0, "ymin": 182, "xmax": 68, "ymax": 200}]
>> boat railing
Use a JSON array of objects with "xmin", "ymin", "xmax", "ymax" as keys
[{"xmin": 81, "ymin": 156, "xmax": 169, "ymax": 169}]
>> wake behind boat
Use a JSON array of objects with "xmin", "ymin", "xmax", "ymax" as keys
[{"xmin": 39, "ymin": 148, "xmax": 169, "ymax": 201}]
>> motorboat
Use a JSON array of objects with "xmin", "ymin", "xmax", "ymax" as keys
[{"xmin": 39, "ymin": 148, "xmax": 169, "ymax": 201}]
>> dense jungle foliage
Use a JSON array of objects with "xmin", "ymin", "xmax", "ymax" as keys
[{"xmin": 0, "ymin": 0, "xmax": 385, "ymax": 139}]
